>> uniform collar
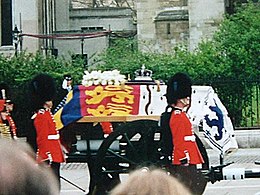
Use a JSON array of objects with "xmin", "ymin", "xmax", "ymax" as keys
[{"xmin": 172, "ymin": 106, "xmax": 183, "ymax": 111}]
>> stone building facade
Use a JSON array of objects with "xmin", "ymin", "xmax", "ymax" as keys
[
  {"xmin": 1, "ymin": 0, "xmax": 229, "ymax": 63},
  {"xmin": 137, "ymin": 0, "xmax": 225, "ymax": 53}
]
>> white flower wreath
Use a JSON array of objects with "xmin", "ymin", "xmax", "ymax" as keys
[{"xmin": 82, "ymin": 70, "xmax": 126, "ymax": 86}]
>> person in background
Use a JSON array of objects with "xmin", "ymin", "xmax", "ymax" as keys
[
  {"xmin": 29, "ymin": 73, "xmax": 65, "ymax": 189},
  {"xmin": 62, "ymin": 74, "xmax": 73, "ymax": 93},
  {"xmin": 0, "ymin": 83, "xmax": 17, "ymax": 139},
  {"xmin": 53, "ymin": 74, "xmax": 73, "ymax": 114},
  {"xmin": 165, "ymin": 72, "xmax": 206, "ymax": 194},
  {"xmin": 0, "ymin": 139, "xmax": 59, "ymax": 195},
  {"xmin": 110, "ymin": 168, "xmax": 191, "ymax": 195}
]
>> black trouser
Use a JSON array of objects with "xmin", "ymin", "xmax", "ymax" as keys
[
  {"xmin": 51, "ymin": 162, "xmax": 61, "ymax": 191},
  {"xmin": 88, "ymin": 158, "xmax": 120, "ymax": 195},
  {"xmin": 169, "ymin": 164, "xmax": 207, "ymax": 195}
]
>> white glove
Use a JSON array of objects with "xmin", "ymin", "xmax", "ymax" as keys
[
  {"xmin": 180, "ymin": 150, "xmax": 190, "ymax": 166},
  {"xmin": 46, "ymin": 152, "xmax": 53, "ymax": 165}
]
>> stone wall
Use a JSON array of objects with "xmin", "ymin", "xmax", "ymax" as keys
[
  {"xmin": 69, "ymin": 8, "xmax": 135, "ymax": 31},
  {"xmin": 56, "ymin": 0, "xmax": 70, "ymax": 31},
  {"xmin": 136, "ymin": 0, "xmax": 159, "ymax": 52},
  {"xmin": 137, "ymin": 0, "xmax": 225, "ymax": 53},
  {"xmin": 154, "ymin": 10, "xmax": 189, "ymax": 52},
  {"xmin": 137, "ymin": 0, "xmax": 189, "ymax": 53},
  {"xmin": 14, "ymin": 0, "xmax": 40, "ymax": 52},
  {"xmin": 188, "ymin": 0, "xmax": 225, "ymax": 51},
  {"xmin": 54, "ymin": 4, "xmax": 136, "ymax": 64}
]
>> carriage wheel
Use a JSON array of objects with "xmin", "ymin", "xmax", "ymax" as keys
[
  {"xmin": 90, "ymin": 120, "xmax": 209, "ymax": 195},
  {"xmin": 91, "ymin": 120, "xmax": 161, "ymax": 194}
]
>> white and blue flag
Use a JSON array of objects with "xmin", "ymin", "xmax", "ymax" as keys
[{"xmin": 188, "ymin": 86, "xmax": 238, "ymax": 154}]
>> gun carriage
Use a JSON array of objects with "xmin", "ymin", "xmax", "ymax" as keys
[{"xmin": 55, "ymin": 69, "xmax": 260, "ymax": 195}]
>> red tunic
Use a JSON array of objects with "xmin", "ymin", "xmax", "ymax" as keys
[
  {"xmin": 34, "ymin": 109, "xmax": 65, "ymax": 163},
  {"xmin": 100, "ymin": 122, "xmax": 113, "ymax": 134},
  {"xmin": 170, "ymin": 109, "xmax": 204, "ymax": 165}
]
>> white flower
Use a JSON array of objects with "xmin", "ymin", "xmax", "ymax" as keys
[
  {"xmin": 87, "ymin": 80, "xmax": 93, "ymax": 86},
  {"xmin": 114, "ymin": 80, "xmax": 120, "ymax": 86},
  {"xmin": 83, "ymin": 74, "xmax": 91, "ymax": 80},
  {"xmin": 93, "ymin": 79, "xmax": 100, "ymax": 85},
  {"xmin": 82, "ymin": 70, "xmax": 126, "ymax": 86},
  {"xmin": 82, "ymin": 80, "xmax": 88, "ymax": 86},
  {"xmin": 108, "ymin": 80, "xmax": 113, "ymax": 85},
  {"xmin": 90, "ymin": 70, "xmax": 100, "ymax": 79},
  {"xmin": 84, "ymin": 70, "xmax": 90, "ymax": 75},
  {"xmin": 101, "ymin": 80, "xmax": 107, "ymax": 85}
]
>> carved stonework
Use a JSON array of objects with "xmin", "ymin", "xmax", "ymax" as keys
[{"xmin": 71, "ymin": 0, "xmax": 135, "ymax": 9}]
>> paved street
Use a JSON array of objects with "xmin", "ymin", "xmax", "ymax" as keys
[
  {"xmin": 204, "ymin": 149, "xmax": 260, "ymax": 195},
  {"xmin": 60, "ymin": 148, "xmax": 260, "ymax": 195}
]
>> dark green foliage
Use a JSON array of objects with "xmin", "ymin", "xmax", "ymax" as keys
[{"xmin": 0, "ymin": 52, "xmax": 84, "ymax": 136}]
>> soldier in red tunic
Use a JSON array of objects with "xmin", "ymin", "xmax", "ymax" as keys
[
  {"xmin": 0, "ymin": 83, "xmax": 17, "ymax": 139},
  {"xmin": 30, "ymin": 73, "xmax": 65, "ymax": 189},
  {"xmin": 165, "ymin": 72, "xmax": 206, "ymax": 194}
]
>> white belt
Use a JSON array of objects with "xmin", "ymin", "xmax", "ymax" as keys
[
  {"xmin": 184, "ymin": 135, "xmax": 196, "ymax": 142},
  {"xmin": 48, "ymin": 134, "xmax": 60, "ymax": 140}
]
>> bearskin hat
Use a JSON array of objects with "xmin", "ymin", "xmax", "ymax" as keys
[
  {"xmin": 165, "ymin": 72, "xmax": 192, "ymax": 105},
  {"xmin": 29, "ymin": 73, "xmax": 56, "ymax": 110}
]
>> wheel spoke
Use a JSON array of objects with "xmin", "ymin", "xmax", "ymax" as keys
[
  {"xmin": 121, "ymin": 132, "xmax": 141, "ymax": 160},
  {"xmin": 122, "ymin": 132, "xmax": 135, "ymax": 151},
  {"xmin": 101, "ymin": 168, "xmax": 129, "ymax": 174},
  {"xmin": 106, "ymin": 148, "xmax": 137, "ymax": 165}
]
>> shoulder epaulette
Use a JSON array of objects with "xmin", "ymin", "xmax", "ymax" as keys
[
  {"xmin": 38, "ymin": 109, "xmax": 45, "ymax": 114},
  {"xmin": 31, "ymin": 113, "xmax": 36, "ymax": 119}
]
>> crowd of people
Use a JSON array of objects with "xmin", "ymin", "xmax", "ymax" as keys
[{"xmin": 0, "ymin": 72, "xmax": 206, "ymax": 194}]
